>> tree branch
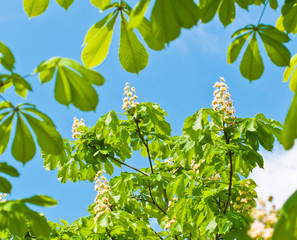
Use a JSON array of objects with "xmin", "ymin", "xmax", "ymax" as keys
[
  {"xmin": 148, "ymin": 185, "xmax": 166, "ymax": 214},
  {"xmin": 107, "ymin": 155, "xmax": 149, "ymax": 176},
  {"xmin": 133, "ymin": 118, "xmax": 154, "ymax": 173},
  {"xmin": 223, "ymin": 128, "xmax": 233, "ymax": 214}
]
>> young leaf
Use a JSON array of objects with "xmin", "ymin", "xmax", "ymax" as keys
[
  {"xmin": 22, "ymin": 112, "xmax": 63, "ymax": 155},
  {"xmin": 283, "ymin": 54, "xmax": 297, "ymax": 92},
  {"xmin": 11, "ymin": 114, "xmax": 36, "ymax": 164},
  {"xmin": 23, "ymin": 0, "xmax": 49, "ymax": 18},
  {"xmin": 281, "ymin": 93, "xmax": 297, "ymax": 150},
  {"xmin": 218, "ymin": 0, "xmax": 236, "ymax": 27},
  {"xmin": 82, "ymin": 14, "xmax": 117, "ymax": 68},
  {"xmin": 240, "ymin": 34, "xmax": 264, "ymax": 81},
  {"xmin": 0, "ymin": 41, "xmax": 15, "ymax": 71},
  {"xmin": 0, "ymin": 114, "xmax": 14, "ymax": 155},
  {"xmin": 151, "ymin": 0, "xmax": 181, "ymax": 43},
  {"xmin": 119, "ymin": 13, "xmax": 149, "ymax": 73},
  {"xmin": 259, "ymin": 32, "xmax": 291, "ymax": 67},
  {"xmin": 11, "ymin": 74, "xmax": 32, "ymax": 99},
  {"xmin": 56, "ymin": 0, "xmax": 74, "ymax": 10},
  {"xmin": 128, "ymin": 0, "xmax": 150, "ymax": 29}
]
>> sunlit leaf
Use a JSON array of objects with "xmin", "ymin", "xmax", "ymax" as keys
[
  {"xmin": 0, "ymin": 41, "xmax": 15, "ymax": 71},
  {"xmin": 23, "ymin": 195, "xmax": 58, "ymax": 206},
  {"xmin": 23, "ymin": 0, "xmax": 49, "ymax": 18},
  {"xmin": 56, "ymin": 0, "xmax": 74, "ymax": 10},
  {"xmin": 11, "ymin": 114, "xmax": 36, "ymax": 164},
  {"xmin": 227, "ymin": 32, "xmax": 252, "ymax": 64},
  {"xmin": 0, "ymin": 114, "xmax": 14, "ymax": 155},
  {"xmin": 119, "ymin": 13, "xmax": 149, "ymax": 73},
  {"xmin": 128, "ymin": 0, "xmax": 150, "ymax": 29},
  {"xmin": 240, "ymin": 34, "xmax": 264, "ymax": 81},
  {"xmin": 90, "ymin": 0, "xmax": 111, "ymax": 10},
  {"xmin": 218, "ymin": 0, "xmax": 235, "ymax": 27}
]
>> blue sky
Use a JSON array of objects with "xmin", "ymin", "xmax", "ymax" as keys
[{"xmin": 0, "ymin": 1, "xmax": 296, "ymax": 223}]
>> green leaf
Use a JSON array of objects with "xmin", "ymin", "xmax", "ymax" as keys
[
  {"xmin": 90, "ymin": 0, "xmax": 111, "ymax": 10},
  {"xmin": 282, "ymin": 93, "xmax": 297, "ymax": 150},
  {"xmin": 0, "ymin": 114, "xmax": 14, "ymax": 155},
  {"xmin": 240, "ymin": 34, "xmax": 264, "ymax": 81},
  {"xmin": 137, "ymin": 18, "xmax": 165, "ymax": 51},
  {"xmin": 56, "ymin": 0, "xmax": 74, "ymax": 10},
  {"xmin": 273, "ymin": 190, "xmax": 297, "ymax": 240},
  {"xmin": 171, "ymin": 0, "xmax": 200, "ymax": 29},
  {"xmin": 199, "ymin": 0, "xmax": 221, "ymax": 23},
  {"xmin": 22, "ymin": 112, "xmax": 63, "ymax": 155},
  {"xmin": 259, "ymin": 32, "xmax": 291, "ymax": 67},
  {"xmin": 128, "ymin": 0, "xmax": 150, "ymax": 29},
  {"xmin": 151, "ymin": 0, "xmax": 181, "ymax": 43},
  {"xmin": 23, "ymin": 206, "xmax": 50, "ymax": 238},
  {"xmin": 218, "ymin": 0, "xmax": 236, "ymax": 27},
  {"xmin": 282, "ymin": 4, "xmax": 297, "ymax": 35},
  {"xmin": 23, "ymin": 195, "xmax": 58, "ymax": 206},
  {"xmin": 11, "ymin": 114, "xmax": 36, "ymax": 164},
  {"xmin": 258, "ymin": 24, "xmax": 290, "ymax": 43},
  {"xmin": 119, "ymin": 13, "xmax": 149, "ymax": 73},
  {"xmin": 11, "ymin": 74, "xmax": 32, "ymax": 99},
  {"xmin": 269, "ymin": 0, "xmax": 278, "ymax": 10},
  {"xmin": 0, "ymin": 162, "xmax": 19, "ymax": 177},
  {"xmin": 283, "ymin": 54, "xmax": 297, "ymax": 92},
  {"xmin": 82, "ymin": 14, "xmax": 117, "ymax": 68},
  {"xmin": 21, "ymin": 106, "xmax": 56, "ymax": 127},
  {"xmin": 23, "ymin": 0, "xmax": 49, "ymax": 18},
  {"xmin": 227, "ymin": 32, "xmax": 252, "ymax": 64},
  {"xmin": 0, "ymin": 41, "xmax": 15, "ymax": 71},
  {"xmin": 0, "ymin": 176, "xmax": 11, "ymax": 193},
  {"xmin": 7, "ymin": 210, "xmax": 27, "ymax": 236}
]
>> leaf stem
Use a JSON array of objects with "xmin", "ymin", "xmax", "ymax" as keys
[
  {"xmin": 257, "ymin": 0, "xmax": 269, "ymax": 25},
  {"xmin": 148, "ymin": 185, "xmax": 166, "ymax": 214},
  {"xmin": 107, "ymin": 155, "xmax": 149, "ymax": 176},
  {"xmin": 0, "ymin": 95, "xmax": 8, "ymax": 102}
]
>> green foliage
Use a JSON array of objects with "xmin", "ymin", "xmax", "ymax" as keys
[
  {"xmin": 40, "ymin": 103, "xmax": 281, "ymax": 239},
  {"xmin": 23, "ymin": 0, "xmax": 49, "ymax": 18},
  {"xmin": 0, "ymin": 196, "xmax": 57, "ymax": 238}
]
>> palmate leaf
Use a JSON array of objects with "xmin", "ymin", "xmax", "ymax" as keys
[
  {"xmin": 36, "ymin": 57, "xmax": 104, "ymax": 111},
  {"xmin": 0, "ymin": 162, "xmax": 19, "ymax": 177},
  {"xmin": 0, "ymin": 42, "xmax": 15, "ymax": 71},
  {"xmin": 120, "ymin": 13, "xmax": 149, "ymax": 73},
  {"xmin": 218, "ymin": 0, "xmax": 236, "ymax": 27},
  {"xmin": 56, "ymin": 0, "xmax": 74, "ymax": 10},
  {"xmin": 23, "ymin": 0, "xmax": 49, "ymax": 18},
  {"xmin": 229, "ymin": 24, "xmax": 290, "ymax": 80},
  {"xmin": 0, "ymin": 113, "xmax": 14, "ymax": 155}
]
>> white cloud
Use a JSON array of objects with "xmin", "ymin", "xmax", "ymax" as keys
[{"xmin": 250, "ymin": 144, "xmax": 297, "ymax": 209}]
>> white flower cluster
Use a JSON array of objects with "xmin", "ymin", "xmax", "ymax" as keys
[
  {"xmin": 248, "ymin": 197, "xmax": 278, "ymax": 240},
  {"xmin": 0, "ymin": 193, "xmax": 7, "ymax": 203},
  {"xmin": 164, "ymin": 216, "xmax": 177, "ymax": 230},
  {"xmin": 94, "ymin": 170, "xmax": 112, "ymax": 223},
  {"xmin": 232, "ymin": 180, "xmax": 254, "ymax": 213},
  {"xmin": 205, "ymin": 172, "xmax": 220, "ymax": 181},
  {"xmin": 212, "ymin": 77, "xmax": 235, "ymax": 121},
  {"xmin": 72, "ymin": 117, "xmax": 85, "ymax": 139},
  {"xmin": 165, "ymin": 157, "xmax": 173, "ymax": 165},
  {"xmin": 191, "ymin": 159, "xmax": 201, "ymax": 174},
  {"xmin": 122, "ymin": 82, "xmax": 139, "ymax": 110}
]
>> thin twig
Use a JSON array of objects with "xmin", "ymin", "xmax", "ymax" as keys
[
  {"xmin": 131, "ymin": 196, "xmax": 154, "ymax": 204},
  {"xmin": 172, "ymin": 166, "xmax": 181, "ymax": 175},
  {"xmin": 149, "ymin": 185, "xmax": 166, "ymax": 214},
  {"xmin": 0, "ymin": 95, "xmax": 8, "ymax": 102},
  {"xmin": 133, "ymin": 118, "xmax": 154, "ymax": 173},
  {"xmin": 107, "ymin": 155, "xmax": 149, "ymax": 176},
  {"xmin": 257, "ymin": 0, "xmax": 269, "ymax": 25}
]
